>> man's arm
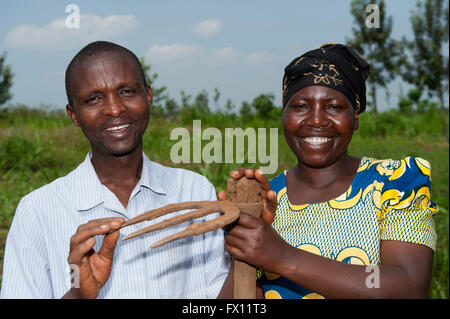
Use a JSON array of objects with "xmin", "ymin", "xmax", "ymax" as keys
[{"xmin": 1, "ymin": 197, "xmax": 53, "ymax": 298}]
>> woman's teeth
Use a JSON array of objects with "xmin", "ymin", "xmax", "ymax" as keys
[{"xmin": 303, "ymin": 137, "xmax": 332, "ymax": 145}]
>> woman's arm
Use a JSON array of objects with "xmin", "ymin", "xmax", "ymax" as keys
[{"xmin": 225, "ymin": 213, "xmax": 434, "ymax": 299}]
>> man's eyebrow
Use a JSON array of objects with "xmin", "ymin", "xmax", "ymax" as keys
[{"xmin": 117, "ymin": 81, "xmax": 141, "ymax": 88}]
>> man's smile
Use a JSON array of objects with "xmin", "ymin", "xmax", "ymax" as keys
[{"xmin": 104, "ymin": 123, "xmax": 132, "ymax": 132}]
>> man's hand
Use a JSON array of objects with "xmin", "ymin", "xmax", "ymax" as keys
[
  {"xmin": 63, "ymin": 217, "xmax": 125, "ymax": 299},
  {"xmin": 218, "ymin": 168, "xmax": 277, "ymax": 224}
]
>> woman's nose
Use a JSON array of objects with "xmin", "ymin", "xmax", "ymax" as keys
[{"xmin": 305, "ymin": 105, "xmax": 329, "ymax": 128}]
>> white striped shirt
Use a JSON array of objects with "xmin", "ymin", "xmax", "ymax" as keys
[{"xmin": 1, "ymin": 152, "xmax": 230, "ymax": 298}]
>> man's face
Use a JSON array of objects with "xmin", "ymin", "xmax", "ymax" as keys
[{"xmin": 66, "ymin": 52, "xmax": 152, "ymax": 158}]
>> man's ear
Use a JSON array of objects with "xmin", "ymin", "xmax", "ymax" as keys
[
  {"xmin": 66, "ymin": 104, "xmax": 80, "ymax": 127},
  {"xmin": 146, "ymin": 84, "xmax": 153, "ymax": 109}
]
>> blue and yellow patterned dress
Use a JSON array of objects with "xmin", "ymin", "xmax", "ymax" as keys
[{"xmin": 260, "ymin": 156, "xmax": 438, "ymax": 299}]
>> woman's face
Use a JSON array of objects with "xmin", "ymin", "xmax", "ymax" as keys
[{"xmin": 282, "ymin": 85, "xmax": 358, "ymax": 168}]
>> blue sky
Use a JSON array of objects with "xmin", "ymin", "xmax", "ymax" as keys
[{"xmin": 0, "ymin": 0, "xmax": 447, "ymax": 112}]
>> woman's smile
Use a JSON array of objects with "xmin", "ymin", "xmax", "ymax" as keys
[{"xmin": 301, "ymin": 136, "xmax": 333, "ymax": 145}]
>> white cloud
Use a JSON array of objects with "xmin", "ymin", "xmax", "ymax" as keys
[
  {"xmin": 146, "ymin": 44, "xmax": 199, "ymax": 62},
  {"xmin": 215, "ymin": 46, "xmax": 238, "ymax": 59},
  {"xmin": 194, "ymin": 19, "xmax": 222, "ymax": 37},
  {"xmin": 5, "ymin": 14, "xmax": 138, "ymax": 50},
  {"xmin": 146, "ymin": 44, "xmax": 241, "ymax": 65},
  {"xmin": 246, "ymin": 52, "xmax": 271, "ymax": 64}
]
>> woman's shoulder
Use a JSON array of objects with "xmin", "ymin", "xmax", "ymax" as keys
[
  {"xmin": 357, "ymin": 156, "xmax": 432, "ymax": 182},
  {"xmin": 269, "ymin": 170, "xmax": 287, "ymax": 195}
]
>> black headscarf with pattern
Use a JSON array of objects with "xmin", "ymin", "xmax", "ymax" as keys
[{"xmin": 282, "ymin": 43, "xmax": 370, "ymax": 113}]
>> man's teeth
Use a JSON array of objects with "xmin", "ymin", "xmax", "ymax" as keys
[
  {"xmin": 303, "ymin": 137, "xmax": 332, "ymax": 144},
  {"xmin": 105, "ymin": 124, "xmax": 131, "ymax": 131}
]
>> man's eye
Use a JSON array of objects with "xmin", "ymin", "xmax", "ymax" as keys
[
  {"xmin": 120, "ymin": 88, "xmax": 135, "ymax": 95},
  {"xmin": 85, "ymin": 96, "xmax": 101, "ymax": 104}
]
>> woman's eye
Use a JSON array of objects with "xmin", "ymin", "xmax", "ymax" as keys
[
  {"xmin": 327, "ymin": 105, "xmax": 344, "ymax": 111},
  {"xmin": 293, "ymin": 104, "xmax": 308, "ymax": 109}
]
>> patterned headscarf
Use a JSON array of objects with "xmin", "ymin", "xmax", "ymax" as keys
[{"xmin": 282, "ymin": 43, "xmax": 370, "ymax": 113}]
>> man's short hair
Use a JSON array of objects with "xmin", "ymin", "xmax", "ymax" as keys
[{"xmin": 65, "ymin": 41, "xmax": 147, "ymax": 106}]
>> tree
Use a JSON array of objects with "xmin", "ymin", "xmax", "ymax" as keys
[
  {"xmin": 239, "ymin": 101, "xmax": 252, "ymax": 117},
  {"xmin": 139, "ymin": 57, "xmax": 167, "ymax": 108},
  {"xmin": 225, "ymin": 98, "xmax": 235, "ymax": 113},
  {"xmin": 213, "ymin": 87, "xmax": 220, "ymax": 110},
  {"xmin": 347, "ymin": 0, "xmax": 403, "ymax": 114},
  {"xmin": 164, "ymin": 95, "xmax": 179, "ymax": 121},
  {"xmin": 0, "ymin": 51, "xmax": 14, "ymax": 106},
  {"xmin": 251, "ymin": 93, "xmax": 275, "ymax": 117},
  {"xmin": 401, "ymin": 0, "xmax": 449, "ymax": 137},
  {"xmin": 194, "ymin": 89, "xmax": 210, "ymax": 113},
  {"xmin": 180, "ymin": 90, "xmax": 192, "ymax": 109}
]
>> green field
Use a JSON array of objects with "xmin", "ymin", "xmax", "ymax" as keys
[{"xmin": 0, "ymin": 106, "xmax": 448, "ymax": 298}]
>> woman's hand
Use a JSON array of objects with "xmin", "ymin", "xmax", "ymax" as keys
[
  {"xmin": 224, "ymin": 212, "xmax": 292, "ymax": 273},
  {"xmin": 218, "ymin": 168, "xmax": 277, "ymax": 224}
]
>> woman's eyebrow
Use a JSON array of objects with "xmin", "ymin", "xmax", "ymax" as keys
[{"xmin": 294, "ymin": 95, "xmax": 340, "ymax": 102}]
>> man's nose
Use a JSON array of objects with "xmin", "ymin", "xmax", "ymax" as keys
[{"xmin": 102, "ymin": 94, "xmax": 127, "ymax": 117}]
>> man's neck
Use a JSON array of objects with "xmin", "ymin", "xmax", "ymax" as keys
[{"xmin": 90, "ymin": 149, "xmax": 143, "ymax": 188}]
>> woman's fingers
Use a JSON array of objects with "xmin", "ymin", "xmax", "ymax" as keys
[
  {"xmin": 254, "ymin": 169, "xmax": 271, "ymax": 191},
  {"xmin": 262, "ymin": 190, "xmax": 277, "ymax": 224},
  {"xmin": 217, "ymin": 190, "xmax": 228, "ymax": 201}
]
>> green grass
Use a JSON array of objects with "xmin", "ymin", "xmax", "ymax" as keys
[{"xmin": 0, "ymin": 106, "xmax": 448, "ymax": 298}]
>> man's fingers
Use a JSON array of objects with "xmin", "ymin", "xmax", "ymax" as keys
[
  {"xmin": 98, "ymin": 230, "xmax": 120, "ymax": 263},
  {"xmin": 67, "ymin": 237, "xmax": 96, "ymax": 265},
  {"xmin": 70, "ymin": 218, "xmax": 124, "ymax": 251},
  {"xmin": 75, "ymin": 218, "xmax": 124, "ymax": 233},
  {"xmin": 70, "ymin": 218, "xmax": 124, "ymax": 247}
]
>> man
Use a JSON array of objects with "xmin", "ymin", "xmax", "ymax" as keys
[{"xmin": 1, "ymin": 41, "xmax": 230, "ymax": 298}]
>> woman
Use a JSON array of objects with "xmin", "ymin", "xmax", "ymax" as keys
[{"xmin": 224, "ymin": 43, "xmax": 438, "ymax": 298}]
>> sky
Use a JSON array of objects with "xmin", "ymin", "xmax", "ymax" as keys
[{"xmin": 0, "ymin": 0, "xmax": 448, "ymax": 112}]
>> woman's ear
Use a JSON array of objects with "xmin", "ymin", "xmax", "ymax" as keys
[{"xmin": 354, "ymin": 112, "xmax": 359, "ymax": 131}]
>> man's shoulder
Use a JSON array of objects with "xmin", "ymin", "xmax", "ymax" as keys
[
  {"xmin": 147, "ymin": 160, "xmax": 212, "ymax": 185},
  {"xmin": 18, "ymin": 163, "xmax": 81, "ymax": 207},
  {"xmin": 144, "ymin": 159, "xmax": 216, "ymax": 202}
]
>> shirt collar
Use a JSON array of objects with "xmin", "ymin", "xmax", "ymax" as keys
[
  {"xmin": 139, "ymin": 152, "xmax": 167, "ymax": 195},
  {"xmin": 73, "ymin": 152, "xmax": 166, "ymax": 211}
]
